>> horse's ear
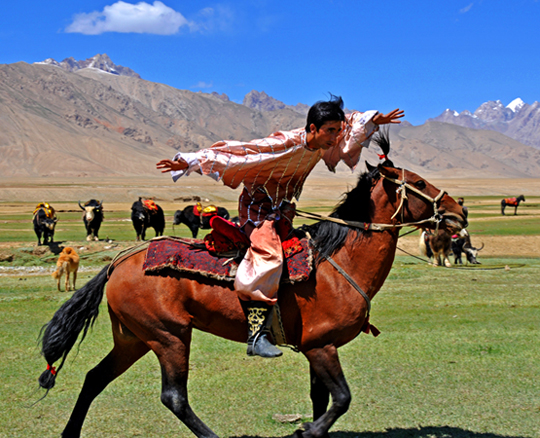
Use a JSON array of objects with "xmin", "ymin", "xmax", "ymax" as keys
[
  {"xmin": 365, "ymin": 161, "xmax": 376, "ymax": 172},
  {"xmin": 377, "ymin": 165, "xmax": 396, "ymax": 178}
]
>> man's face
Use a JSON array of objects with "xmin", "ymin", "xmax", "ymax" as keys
[{"xmin": 309, "ymin": 120, "xmax": 343, "ymax": 150}]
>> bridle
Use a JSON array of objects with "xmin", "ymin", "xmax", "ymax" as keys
[
  {"xmin": 300, "ymin": 168, "xmax": 448, "ymax": 334},
  {"xmin": 381, "ymin": 168, "xmax": 446, "ymax": 232},
  {"xmin": 297, "ymin": 168, "xmax": 447, "ymax": 232}
]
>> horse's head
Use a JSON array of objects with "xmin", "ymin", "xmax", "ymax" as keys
[
  {"xmin": 374, "ymin": 166, "xmax": 467, "ymax": 233},
  {"xmin": 361, "ymin": 129, "xmax": 467, "ymax": 233}
]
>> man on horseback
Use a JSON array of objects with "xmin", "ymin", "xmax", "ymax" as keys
[{"xmin": 157, "ymin": 96, "xmax": 403, "ymax": 358}]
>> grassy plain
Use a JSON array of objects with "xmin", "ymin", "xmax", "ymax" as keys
[
  {"xmin": 0, "ymin": 176, "xmax": 539, "ymax": 438},
  {"xmin": 0, "ymin": 256, "xmax": 539, "ymax": 438}
]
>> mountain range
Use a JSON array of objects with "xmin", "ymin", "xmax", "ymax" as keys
[
  {"xmin": 428, "ymin": 98, "xmax": 540, "ymax": 150},
  {"xmin": 0, "ymin": 54, "xmax": 539, "ymax": 179}
]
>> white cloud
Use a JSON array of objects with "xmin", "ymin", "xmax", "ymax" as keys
[
  {"xmin": 66, "ymin": 1, "xmax": 190, "ymax": 35},
  {"xmin": 188, "ymin": 5, "xmax": 234, "ymax": 33},
  {"xmin": 459, "ymin": 3, "xmax": 474, "ymax": 13},
  {"xmin": 192, "ymin": 81, "xmax": 213, "ymax": 89}
]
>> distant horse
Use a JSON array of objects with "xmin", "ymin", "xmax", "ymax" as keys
[
  {"xmin": 38, "ymin": 143, "xmax": 467, "ymax": 437},
  {"xmin": 501, "ymin": 195, "xmax": 525, "ymax": 215},
  {"xmin": 173, "ymin": 204, "xmax": 230, "ymax": 238}
]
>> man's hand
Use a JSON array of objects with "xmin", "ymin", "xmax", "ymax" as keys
[
  {"xmin": 373, "ymin": 109, "xmax": 405, "ymax": 125},
  {"xmin": 156, "ymin": 159, "xmax": 188, "ymax": 173}
]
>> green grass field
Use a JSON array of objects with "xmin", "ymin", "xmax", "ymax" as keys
[
  {"xmin": 0, "ymin": 256, "xmax": 538, "ymax": 438},
  {"xmin": 0, "ymin": 196, "xmax": 539, "ymax": 437}
]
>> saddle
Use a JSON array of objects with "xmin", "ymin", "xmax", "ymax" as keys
[
  {"xmin": 33, "ymin": 202, "xmax": 56, "ymax": 219},
  {"xmin": 142, "ymin": 199, "xmax": 159, "ymax": 212},
  {"xmin": 142, "ymin": 217, "xmax": 312, "ymax": 284},
  {"xmin": 504, "ymin": 197, "xmax": 518, "ymax": 206},
  {"xmin": 194, "ymin": 202, "xmax": 218, "ymax": 217}
]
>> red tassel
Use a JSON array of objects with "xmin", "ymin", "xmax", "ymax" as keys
[
  {"xmin": 361, "ymin": 317, "xmax": 381, "ymax": 337},
  {"xmin": 369, "ymin": 324, "xmax": 381, "ymax": 337},
  {"xmin": 377, "ymin": 154, "xmax": 387, "ymax": 161},
  {"xmin": 46, "ymin": 364, "xmax": 57, "ymax": 376}
]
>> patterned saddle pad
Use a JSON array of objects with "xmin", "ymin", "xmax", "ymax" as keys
[{"xmin": 142, "ymin": 237, "xmax": 313, "ymax": 283}]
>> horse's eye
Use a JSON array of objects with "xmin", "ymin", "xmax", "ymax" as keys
[{"xmin": 415, "ymin": 180, "xmax": 426, "ymax": 190}]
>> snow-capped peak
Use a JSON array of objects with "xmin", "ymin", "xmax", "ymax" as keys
[{"xmin": 507, "ymin": 98, "xmax": 525, "ymax": 112}]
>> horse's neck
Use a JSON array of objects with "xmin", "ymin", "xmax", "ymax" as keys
[
  {"xmin": 330, "ymin": 185, "xmax": 400, "ymax": 300},
  {"xmin": 332, "ymin": 227, "xmax": 399, "ymax": 300}
]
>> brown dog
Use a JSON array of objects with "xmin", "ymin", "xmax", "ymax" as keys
[{"xmin": 51, "ymin": 247, "xmax": 80, "ymax": 291}]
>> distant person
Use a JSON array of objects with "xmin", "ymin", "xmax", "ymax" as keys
[
  {"xmin": 458, "ymin": 197, "xmax": 468, "ymax": 218},
  {"xmin": 157, "ymin": 95, "xmax": 404, "ymax": 358}
]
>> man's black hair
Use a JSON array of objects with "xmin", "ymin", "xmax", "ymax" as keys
[{"xmin": 305, "ymin": 94, "xmax": 345, "ymax": 132}]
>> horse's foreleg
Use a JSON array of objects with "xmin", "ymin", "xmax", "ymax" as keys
[
  {"xmin": 298, "ymin": 345, "xmax": 350, "ymax": 438},
  {"xmin": 62, "ymin": 338, "xmax": 149, "ymax": 438},
  {"xmin": 310, "ymin": 365, "xmax": 330, "ymax": 421},
  {"xmin": 157, "ymin": 331, "xmax": 218, "ymax": 438}
]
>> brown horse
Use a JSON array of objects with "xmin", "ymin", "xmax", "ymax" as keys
[{"xmin": 38, "ymin": 162, "xmax": 467, "ymax": 438}]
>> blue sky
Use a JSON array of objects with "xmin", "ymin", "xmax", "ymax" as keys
[{"xmin": 2, "ymin": 0, "xmax": 539, "ymax": 125}]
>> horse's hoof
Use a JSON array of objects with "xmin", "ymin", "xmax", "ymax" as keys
[{"xmin": 294, "ymin": 422, "xmax": 328, "ymax": 438}]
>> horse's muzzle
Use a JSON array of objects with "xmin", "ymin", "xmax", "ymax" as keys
[{"xmin": 441, "ymin": 212, "xmax": 468, "ymax": 231}]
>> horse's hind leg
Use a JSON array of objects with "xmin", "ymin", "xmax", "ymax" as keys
[
  {"xmin": 310, "ymin": 365, "xmax": 330, "ymax": 421},
  {"xmin": 62, "ymin": 320, "xmax": 149, "ymax": 437},
  {"xmin": 156, "ymin": 329, "xmax": 218, "ymax": 438},
  {"xmin": 298, "ymin": 345, "xmax": 351, "ymax": 438}
]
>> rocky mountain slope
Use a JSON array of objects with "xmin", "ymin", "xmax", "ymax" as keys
[
  {"xmin": 0, "ymin": 61, "xmax": 304, "ymax": 177},
  {"xmin": 35, "ymin": 53, "xmax": 141, "ymax": 78},
  {"xmin": 380, "ymin": 122, "xmax": 540, "ymax": 178},
  {"xmin": 1, "ymin": 57, "xmax": 539, "ymax": 179},
  {"xmin": 243, "ymin": 90, "xmax": 310, "ymax": 114},
  {"xmin": 428, "ymin": 98, "xmax": 540, "ymax": 149}
]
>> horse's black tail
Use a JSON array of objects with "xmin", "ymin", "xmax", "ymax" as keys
[{"xmin": 38, "ymin": 264, "xmax": 112, "ymax": 391}]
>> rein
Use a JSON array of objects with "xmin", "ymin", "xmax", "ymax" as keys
[
  {"xmin": 299, "ymin": 169, "xmax": 448, "ymax": 338},
  {"xmin": 309, "ymin": 237, "xmax": 380, "ymax": 337},
  {"xmin": 296, "ymin": 169, "xmax": 446, "ymax": 232}
]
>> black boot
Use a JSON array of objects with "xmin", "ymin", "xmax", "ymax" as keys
[{"xmin": 246, "ymin": 302, "xmax": 283, "ymax": 358}]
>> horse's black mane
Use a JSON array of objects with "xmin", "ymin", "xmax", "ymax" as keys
[{"xmin": 306, "ymin": 127, "xmax": 394, "ymax": 264}]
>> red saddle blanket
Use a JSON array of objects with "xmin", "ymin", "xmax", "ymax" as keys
[
  {"xmin": 143, "ymin": 199, "xmax": 159, "ymax": 212},
  {"xmin": 142, "ymin": 237, "xmax": 313, "ymax": 283},
  {"xmin": 504, "ymin": 197, "xmax": 518, "ymax": 206}
]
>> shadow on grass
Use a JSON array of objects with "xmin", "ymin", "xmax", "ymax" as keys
[
  {"xmin": 331, "ymin": 427, "xmax": 531, "ymax": 438},
  {"xmin": 237, "ymin": 425, "xmax": 531, "ymax": 438}
]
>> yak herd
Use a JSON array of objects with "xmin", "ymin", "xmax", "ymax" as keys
[
  {"xmin": 32, "ymin": 194, "xmax": 526, "ymax": 267},
  {"xmin": 32, "ymin": 199, "xmax": 231, "ymax": 245}
]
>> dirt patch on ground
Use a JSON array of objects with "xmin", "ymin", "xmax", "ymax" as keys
[{"xmin": 398, "ymin": 234, "xmax": 540, "ymax": 258}]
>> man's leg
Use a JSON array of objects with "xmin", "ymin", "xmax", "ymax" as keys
[{"xmin": 235, "ymin": 220, "xmax": 283, "ymax": 358}]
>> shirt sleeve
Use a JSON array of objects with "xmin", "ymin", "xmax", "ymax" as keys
[
  {"xmin": 170, "ymin": 152, "xmax": 208, "ymax": 182},
  {"xmin": 169, "ymin": 129, "xmax": 305, "ymax": 188},
  {"xmin": 322, "ymin": 110, "xmax": 379, "ymax": 172}
]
